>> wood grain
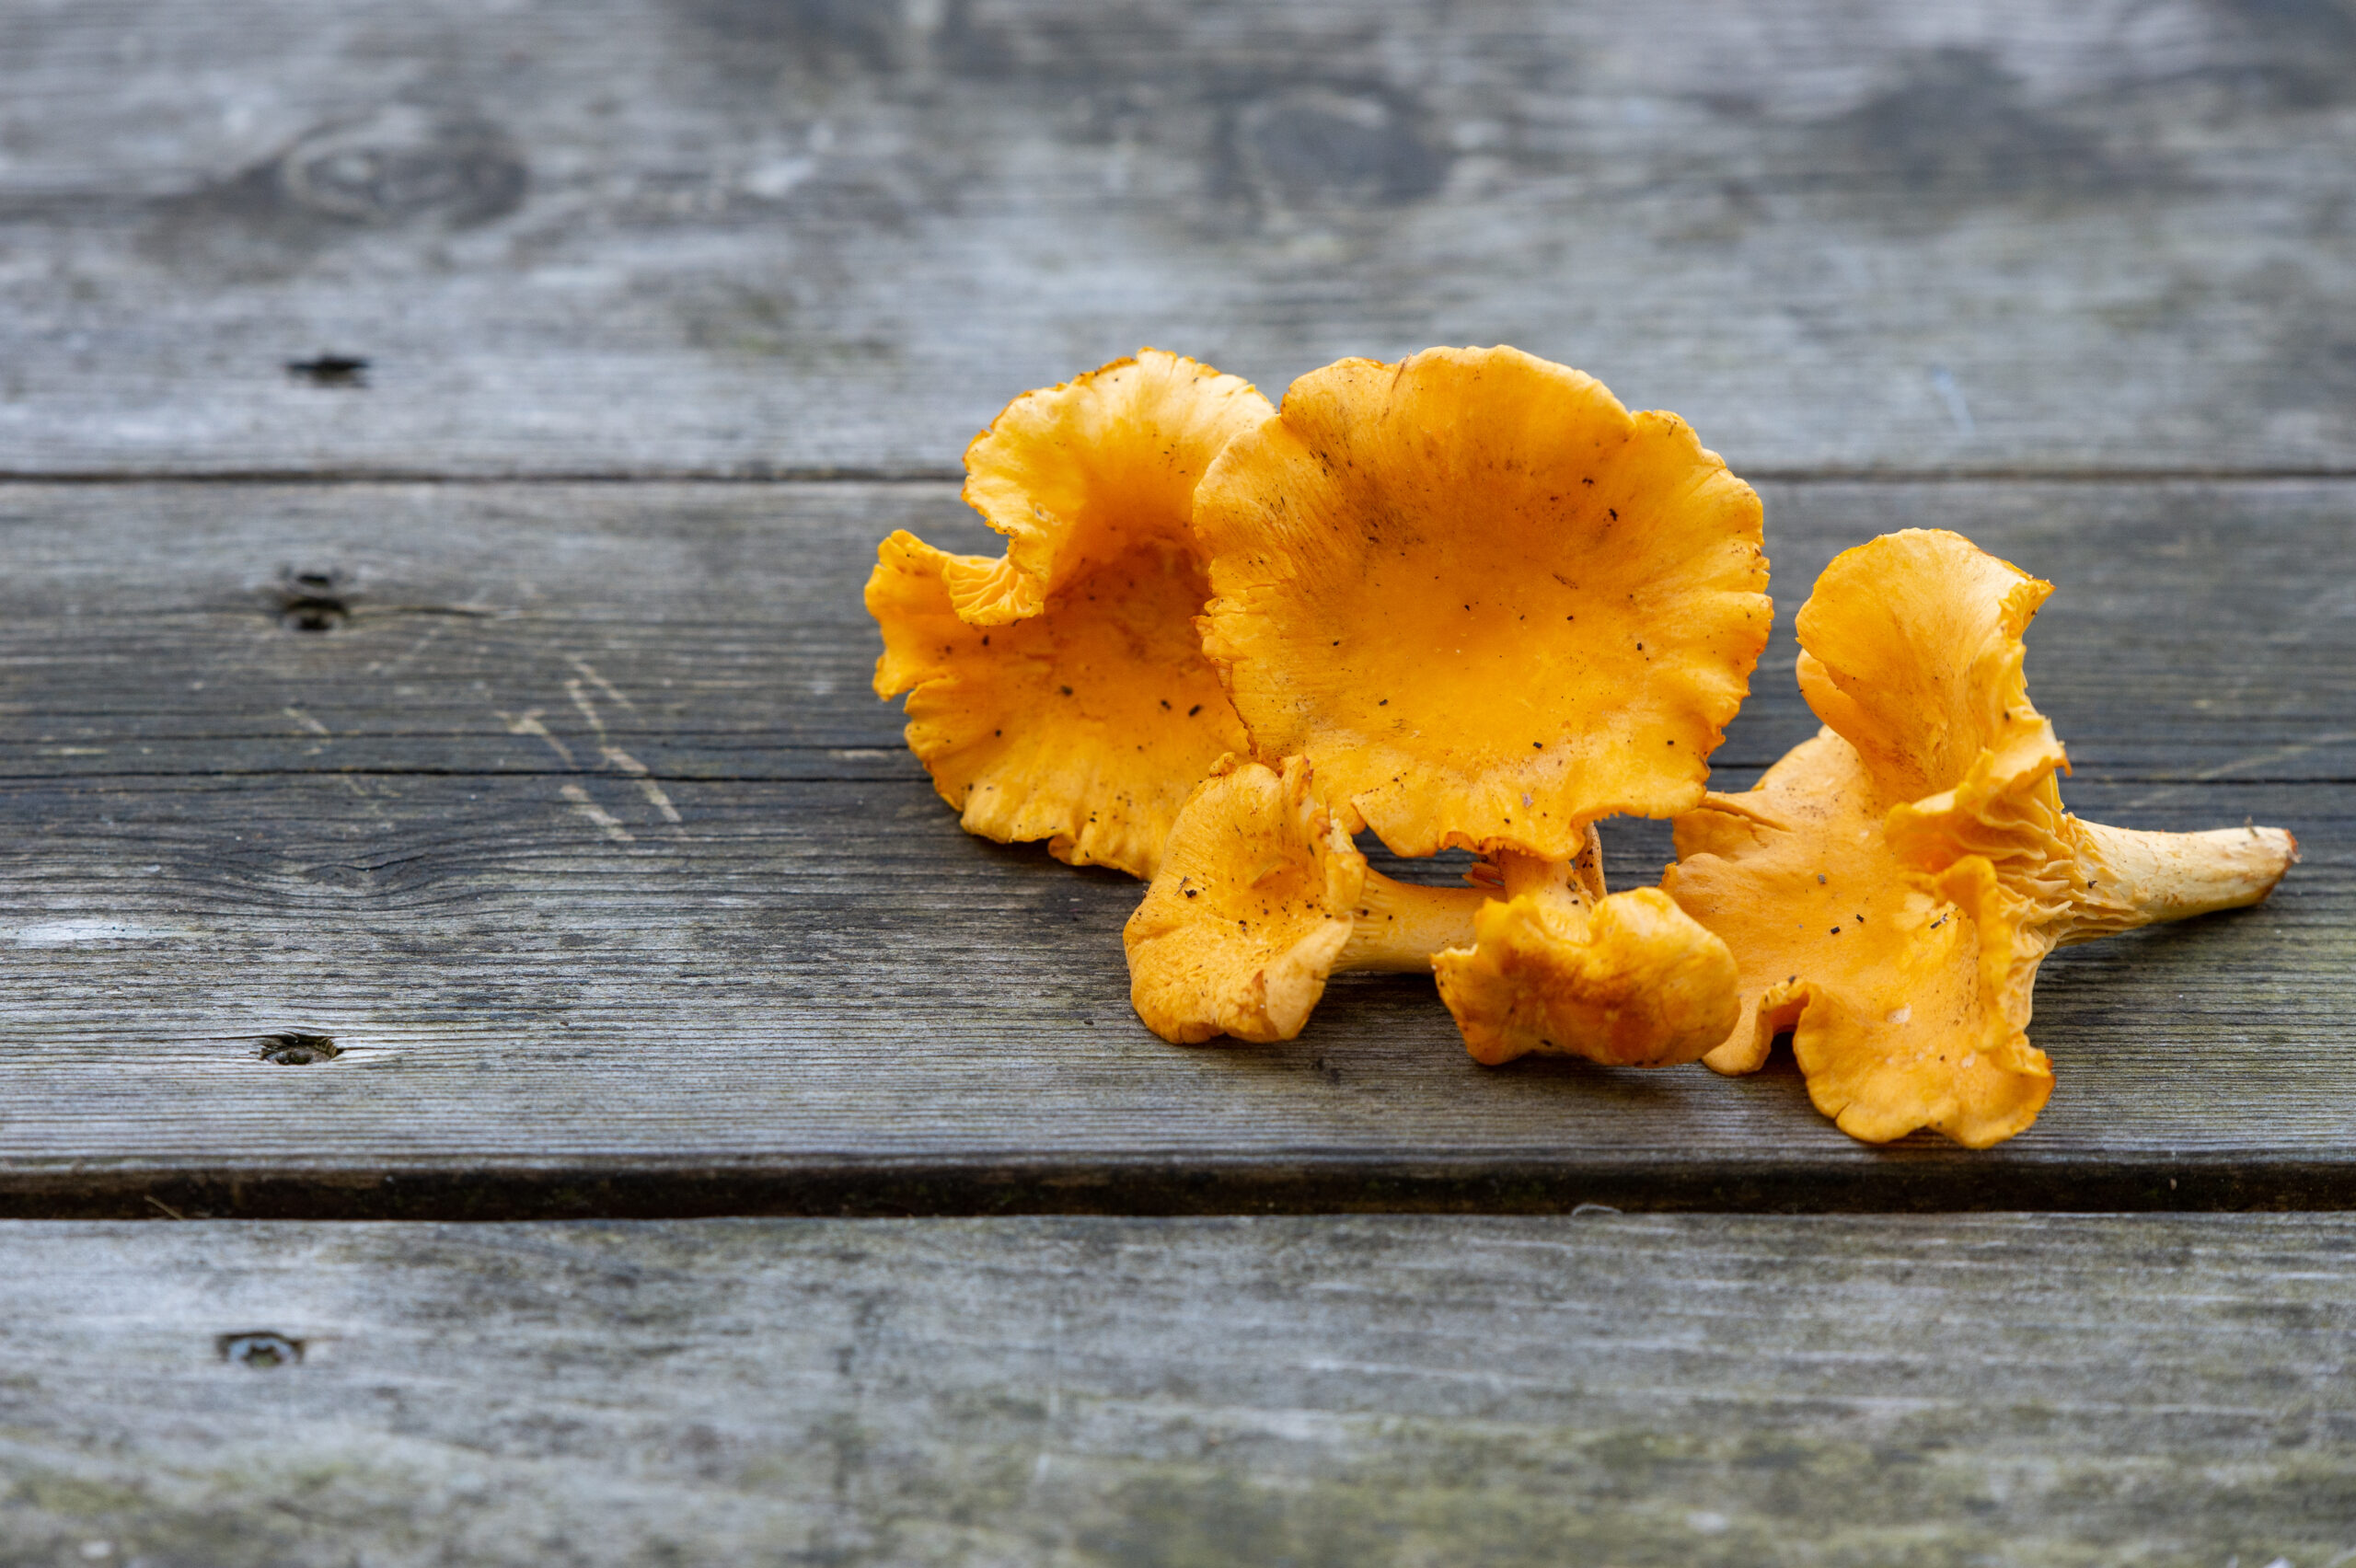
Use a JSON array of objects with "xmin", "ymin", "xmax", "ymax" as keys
[
  {"xmin": 0, "ymin": 479, "xmax": 2346, "ymax": 1214},
  {"xmin": 4, "ymin": 0, "xmax": 2354, "ymax": 477},
  {"xmin": 9, "ymin": 8, "xmax": 2350, "ymax": 1550},
  {"xmin": 1, "ymin": 1213, "xmax": 2350, "ymax": 1564}
]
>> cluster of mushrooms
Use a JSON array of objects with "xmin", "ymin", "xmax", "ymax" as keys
[{"xmin": 868, "ymin": 347, "xmax": 2296, "ymax": 1147}]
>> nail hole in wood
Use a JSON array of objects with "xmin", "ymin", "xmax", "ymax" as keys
[
  {"xmin": 256, "ymin": 1032, "xmax": 340, "ymax": 1065},
  {"xmin": 285, "ymin": 353, "xmax": 368, "ymax": 388},
  {"xmin": 218, "ymin": 1332, "xmax": 304, "ymax": 1368},
  {"xmin": 274, "ymin": 567, "xmax": 351, "ymax": 631}
]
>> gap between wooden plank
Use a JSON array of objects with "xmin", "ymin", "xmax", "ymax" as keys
[
  {"xmin": 6, "ymin": 467, "xmax": 2356, "ymax": 485},
  {"xmin": 5, "ymin": 1156, "xmax": 2354, "ymax": 1223},
  {"xmin": 0, "ymin": 768, "xmax": 2345, "ymax": 787}
]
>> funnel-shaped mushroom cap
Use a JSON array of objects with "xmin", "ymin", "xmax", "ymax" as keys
[
  {"xmin": 957, "ymin": 349, "xmax": 1278, "ymax": 623},
  {"xmin": 1195, "ymin": 346, "xmax": 1772, "ymax": 859},
  {"xmin": 1434, "ymin": 888, "xmax": 1740, "ymax": 1067},
  {"xmin": 1666, "ymin": 529, "xmax": 2295, "ymax": 1146},
  {"xmin": 867, "ymin": 351, "xmax": 1272, "ymax": 877},
  {"xmin": 1794, "ymin": 529, "xmax": 2062, "ymax": 806},
  {"xmin": 869, "ymin": 531, "xmax": 1249, "ymax": 876},
  {"xmin": 1126, "ymin": 755, "xmax": 1366, "ymax": 1043}
]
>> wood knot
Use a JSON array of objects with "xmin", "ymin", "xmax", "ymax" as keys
[
  {"xmin": 275, "ymin": 108, "xmax": 526, "ymax": 227},
  {"xmin": 274, "ymin": 568, "xmax": 352, "ymax": 631},
  {"xmin": 256, "ymin": 1031, "xmax": 340, "ymax": 1065},
  {"xmin": 218, "ymin": 1332, "xmax": 305, "ymax": 1368},
  {"xmin": 1230, "ymin": 86, "xmax": 1448, "ymax": 207},
  {"xmin": 285, "ymin": 353, "xmax": 369, "ymax": 388}
]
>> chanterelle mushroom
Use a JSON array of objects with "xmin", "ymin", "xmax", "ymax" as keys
[
  {"xmin": 867, "ymin": 351, "xmax": 1271, "ymax": 877},
  {"xmin": 1192, "ymin": 346, "xmax": 1772, "ymax": 1063},
  {"xmin": 1663, "ymin": 529, "xmax": 2298, "ymax": 1147},
  {"xmin": 1126, "ymin": 755, "xmax": 1488, "ymax": 1043},
  {"xmin": 1195, "ymin": 346, "xmax": 1771, "ymax": 859},
  {"xmin": 1435, "ymin": 843, "xmax": 1743, "ymax": 1066}
]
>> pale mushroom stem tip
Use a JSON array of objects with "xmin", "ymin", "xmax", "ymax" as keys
[{"xmin": 2064, "ymin": 821, "xmax": 2300, "ymax": 944}]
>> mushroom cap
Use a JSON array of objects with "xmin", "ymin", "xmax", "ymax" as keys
[
  {"xmin": 959, "ymin": 349, "xmax": 1275, "ymax": 624},
  {"xmin": 869, "ymin": 530, "xmax": 1252, "ymax": 878},
  {"xmin": 1433, "ymin": 887, "xmax": 1740, "ymax": 1068},
  {"xmin": 1665, "ymin": 730, "xmax": 2053, "ymax": 1146},
  {"xmin": 1802, "ymin": 529, "xmax": 2096, "ymax": 924},
  {"xmin": 1194, "ymin": 345, "xmax": 1772, "ymax": 859},
  {"xmin": 1125, "ymin": 755, "xmax": 1364, "ymax": 1043},
  {"xmin": 1798, "ymin": 526, "xmax": 2068, "ymax": 818},
  {"xmin": 865, "ymin": 351, "xmax": 1271, "ymax": 877}
]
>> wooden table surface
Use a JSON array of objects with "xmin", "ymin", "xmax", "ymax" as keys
[{"xmin": 3, "ymin": 3, "xmax": 2351, "ymax": 1562}]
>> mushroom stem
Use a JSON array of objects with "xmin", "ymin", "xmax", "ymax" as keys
[
  {"xmin": 1488, "ymin": 824, "xmax": 1608, "ymax": 910},
  {"xmin": 1334, "ymin": 873, "xmax": 1488, "ymax": 973},
  {"xmin": 2061, "ymin": 821, "xmax": 2300, "ymax": 944}
]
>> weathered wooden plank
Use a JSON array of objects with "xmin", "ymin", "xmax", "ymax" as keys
[
  {"xmin": 1, "ymin": 1214, "xmax": 2350, "ymax": 1564},
  {"xmin": 4, "ymin": 0, "xmax": 2355, "ymax": 476},
  {"xmin": 0, "ymin": 767, "xmax": 2343, "ymax": 1215},
  {"xmin": 0, "ymin": 480, "xmax": 2347, "ymax": 1211},
  {"xmin": 1, "ymin": 479, "xmax": 2351, "ymax": 782}
]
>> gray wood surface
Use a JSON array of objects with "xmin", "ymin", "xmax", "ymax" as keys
[
  {"xmin": 6, "ymin": 0, "xmax": 2356, "ymax": 477},
  {"xmin": 2, "ymin": 478, "xmax": 2345, "ymax": 1214},
  {"xmin": 1, "ymin": 1213, "xmax": 2350, "ymax": 1565},
  {"xmin": 9, "ymin": 3, "xmax": 2351, "ymax": 1551}
]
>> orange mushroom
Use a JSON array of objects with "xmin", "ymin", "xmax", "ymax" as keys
[
  {"xmin": 867, "ymin": 351, "xmax": 1271, "ymax": 877},
  {"xmin": 1126, "ymin": 755, "xmax": 1488, "ymax": 1043},
  {"xmin": 1192, "ymin": 346, "xmax": 1771, "ymax": 1063},
  {"xmin": 1195, "ymin": 346, "xmax": 1771, "ymax": 860},
  {"xmin": 1434, "ymin": 842, "xmax": 1742, "ymax": 1066},
  {"xmin": 1664, "ymin": 529, "xmax": 2299, "ymax": 1146}
]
